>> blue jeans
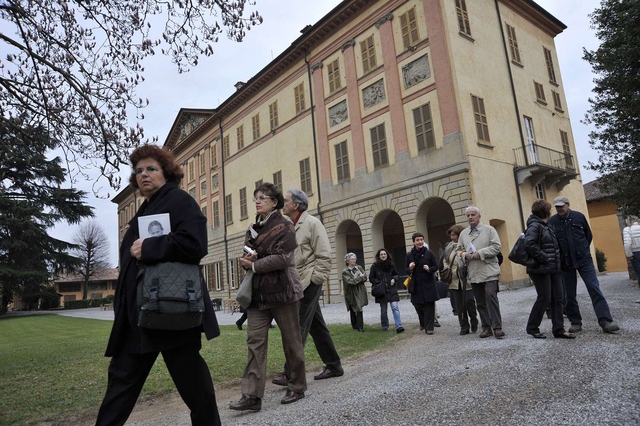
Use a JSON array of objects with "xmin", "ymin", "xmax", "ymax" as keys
[
  {"xmin": 380, "ymin": 301, "xmax": 403, "ymax": 330},
  {"xmin": 562, "ymin": 262, "xmax": 613, "ymax": 327}
]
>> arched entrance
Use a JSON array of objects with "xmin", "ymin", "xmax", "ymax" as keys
[
  {"xmin": 416, "ymin": 197, "xmax": 456, "ymax": 260},
  {"xmin": 335, "ymin": 219, "xmax": 365, "ymax": 274},
  {"xmin": 371, "ymin": 209, "xmax": 406, "ymax": 267}
]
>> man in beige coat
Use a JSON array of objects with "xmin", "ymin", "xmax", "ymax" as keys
[
  {"xmin": 456, "ymin": 206, "xmax": 505, "ymax": 339},
  {"xmin": 272, "ymin": 189, "xmax": 344, "ymax": 385}
]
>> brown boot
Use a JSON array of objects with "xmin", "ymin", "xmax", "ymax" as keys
[{"xmin": 479, "ymin": 329, "xmax": 493, "ymax": 338}]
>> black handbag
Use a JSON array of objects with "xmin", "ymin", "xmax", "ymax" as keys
[
  {"xmin": 508, "ymin": 233, "xmax": 537, "ymax": 267},
  {"xmin": 436, "ymin": 280, "xmax": 448, "ymax": 299},
  {"xmin": 137, "ymin": 262, "xmax": 204, "ymax": 330},
  {"xmin": 371, "ymin": 281, "xmax": 385, "ymax": 297}
]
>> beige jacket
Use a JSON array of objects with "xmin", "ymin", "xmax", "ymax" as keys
[
  {"xmin": 293, "ymin": 211, "xmax": 332, "ymax": 291},
  {"xmin": 456, "ymin": 222, "xmax": 501, "ymax": 283}
]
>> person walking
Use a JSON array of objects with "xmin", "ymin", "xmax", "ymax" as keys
[
  {"xmin": 96, "ymin": 144, "xmax": 221, "ymax": 426},
  {"xmin": 548, "ymin": 196, "xmax": 619, "ymax": 334},
  {"xmin": 623, "ymin": 215, "xmax": 640, "ymax": 284},
  {"xmin": 524, "ymin": 200, "xmax": 575, "ymax": 339},
  {"xmin": 342, "ymin": 253, "xmax": 368, "ymax": 332},
  {"xmin": 270, "ymin": 189, "xmax": 344, "ymax": 387},
  {"xmin": 456, "ymin": 206, "xmax": 505, "ymax": 339},
  {"xmin": 405, "ymin": 233, "xmax": 439, "ymax": 335},
  {"xmin": 369, "ymin": 248, "xmax": 404, "ymax": 333}
]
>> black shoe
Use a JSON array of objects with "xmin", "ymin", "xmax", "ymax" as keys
[
  {"xmin": 459, "ymin": 328, "xmax": 470, "ymax": 335},
  {"xmin": 229, "ymin": 395, "xmax": 261, "ymax": 411},
  {"xmin": 602, "ymin": 322, "xmax": 620, "ymax": 334},
  {"xmin": 236, "ymin": 321, "xmax": 243, "ymax": 331},
  {"xmin": 281, "ymin": 390, "xmax": 305, "ymax": 404},
  {"xmin": 434, "ymin": 320, "xmax": 441, "ymax": 327},
  {"xmin": 554, "ymin": 332, "xmax": 576, "ymax": 339},
  {"xmin": 568, "ymin": 324, "xmax": 582, "ymax": 333},
  {"xmin": 314, "ymin": 366, "xmax": 344, "ymax": 380},
  {"xmin": 271, "ymin": 373, "xmax": 288, "ymax": 386},
  {"xmin": 471, "ymin": 323, "xmax": 478, "ymax": 333},
  {"xmin": 396, "ymin": 327, "xmax": 405, "ymax": 334},
  {"xmin": 529, "ymin": 332, "xmax": 546, "ymax": 339}
]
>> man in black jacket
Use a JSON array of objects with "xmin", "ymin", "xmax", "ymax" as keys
[{"xmin": 548, "ymin": 196, "xmax": 619, "ymax": 334}]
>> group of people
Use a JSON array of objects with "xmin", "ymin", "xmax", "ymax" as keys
[{"xmin": 95, "ymin": 144, "xmax": 623, "ymax": 425}]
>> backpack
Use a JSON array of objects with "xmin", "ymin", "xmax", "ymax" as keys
[{"xmin": 137, "ymin": 262, "xmax": 204, "ymax": 330}]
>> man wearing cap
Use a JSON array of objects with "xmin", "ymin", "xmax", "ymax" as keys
[{"xmin": 548, "ymin": 196, "xmax": 619, "ymax": 334}]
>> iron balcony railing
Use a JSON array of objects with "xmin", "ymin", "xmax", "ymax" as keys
[{"xmin": 513, "ymin": 144, "xmax": 576, "ymax": 171}]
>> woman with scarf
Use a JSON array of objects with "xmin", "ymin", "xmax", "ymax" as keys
[
  {"xmin": 369, "ymin": 249, "xmax": 404, "ymax": 333},
  {"xmin": 405, "ymin": 232, "xmax": 439, "ymax": 334},
  {"xmin": 342, "ymin": 253, "xmax": 368, "ymax": 332},
  {"xmin": 229, "ymin": 183, "xmax": 307, "ymax": 412}
]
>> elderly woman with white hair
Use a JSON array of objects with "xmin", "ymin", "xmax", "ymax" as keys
[
  {"xmin": 342, "ymin": 253, "xmax": 368, "ymax": 332},
  {"xmin": 623, "ymin": 215, "xmax": 640, "ymax": 284}
]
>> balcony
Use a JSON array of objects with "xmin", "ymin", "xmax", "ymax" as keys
[{"xmin": 513, "ymin": 144, "xmax": 578, "ymax": 191}]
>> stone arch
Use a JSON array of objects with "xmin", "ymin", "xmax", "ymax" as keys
[
  {"xmin": 415, "ymin": 197, "xmax": 456, "ymax": 258},
  {"xmin": 371, "ymin": 209, "xmax": 407, "ymax": 267},
  {"xmin": 335, "ymin": 219, "xmax": 365, "ymax": 280}
]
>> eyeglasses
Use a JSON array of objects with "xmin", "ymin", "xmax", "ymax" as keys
[
  {"xmin": 135, "ymin": 166, "xmax": 161, "ymax": 175},
  {"xmin": 253, "ymin": 195, "xmax": 274, "ymax": 202}
]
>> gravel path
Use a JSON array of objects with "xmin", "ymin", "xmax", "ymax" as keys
[{"xmin": 52, "ymin": 272, "xmax": 640, "ymax": 425}]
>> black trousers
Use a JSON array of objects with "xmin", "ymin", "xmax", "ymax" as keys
[
  {"xmin": 412, "ymin": 302, "xmax": 435, "ymax": 332},
  {"xmin": 527, "ymin": 272, "xmax": 565, "ymax": 335},
  {"xmin": 96, "ymin": 342, "xmax": 221, "ymax": 426},
  {"xmin": 450, "ymin": 289, "xmax": 478, "ymax": 331},
  {"xmin": 349, "ymin": 309, "xmax": 364, "ymax": 330},
  {"xmin": 284, "ymin": 283, "xmax": 342, "ymax": 377}
]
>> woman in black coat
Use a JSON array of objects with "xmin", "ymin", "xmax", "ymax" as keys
[
  {"xmin": 405, "ymin": 232, "xmax": 439, "ymax": 334},
  {"xmin": 524, "ymin": 199, "xmax": 575, "ymax": 339},
  {"xmin": 96, "ymin": 145, "xmax": 221, "ymax": 426},
  {"xmin": 369, "ymin": 248, "xmax": 404, "ymax": 333}
]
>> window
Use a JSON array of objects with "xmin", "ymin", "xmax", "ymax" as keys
[
  {"xmin": 223, "ymin": 135, "xmax": 230, "ymax": 160},
  {"xmin": 471, "ymin": 95, "xmax": 490, "ymax": 143},
  {"xmin": 506, "ymin": 24, "xmax": 521, "ymax": 64},
  {"xmin": 212, "ymin": 173, "xmax": 219, "ymax": 190},
  {"xmin": 552, "ymin": 91, "xmax": 563, "ymax": 112},
  {"xmin": 399, "ymin": 7, "xmax": 419, "ymax": 48},
  {"xmin": 188, "ymin": 160, "xmax": 195, "ymax": 182},
  {"xmin": 269, "ymin": 101, "xmax": 279, "ymax": 130},
  {"xmin": 199, "ymin": 152, "xmax": 206, "ymax": 175},
  {"xmin": 64, "ymin": 295, "xmax": 76, "ymax": 302},
  {"xmin": 229, "ymin": 259, "xmax": 237, "ymax": 289},
  {"xmin": 188, "ymin": 187, "xmax": 196, "ymax": 199},
  {"xmin": 560, "ymin": 130, "xmax": 574, "ymax": 169},
  {"xmin": 455, "ymin": 0, "xmax": 471, "ymax": 36},
  {"xmin": 544, "ymin": 47, "xmax": 557, "ymax": 84},
  {"xmin": 413, "ymin": 103, "xmax": 435, "ymax": 151},
  {"xmin": 524, "ymin": 116, "xmax": 539, "ymax": 163},
  {"xmin": 210, "ymin": 143, "xmax": 218, "ymax": 168},
  {"xmin": 213, "ymin": 200, "xmax": 220, "ymax": 228},
  {"xmin": 255, "ymin": 179, "xmax": 263, "ymax": 189},
  {"xmin": 240, "ymin": 187, "xmax": 248, "ymax": 219},
  {"xmin": 370, "ymin": 124, "xmax": 389, "ymax": 168},
  {"xmin": 201, "ymin": 204, "xmax": 207, "ymax": 218},
  {"xmin": 360, "ymin": 35, "xmax": 377, "ymax": 73},
  {"xmin": 327, "ymin": 59, "xmax": 341, "ymax": 94},
  {"xmin": 200, "ymin": 180, "xmax": 207, "ymax": 197},
  {"xmin": 535, "ymin": 183, "xmax": 545, "ymax": 200},
  {"xmin": 273, "ymin": 171, "xmax": 282, "ymax": 191},
  {"xmin": 237, "ymin": 125, "xmax": 244, "ymax": 150},
  {"xmin": 224, "ymin": 194, "xmax": 232, "ymax": 224},
  {"xmin": 252, "ymin": 114, "xmax": 260, "ymax": 141},
  {"xmin": 59, "ymin": 282, "xmax": 81, "ymax": 292},
  {"xmin": 335, "ymin": 141, "xmax": 350, "ymax": 181},
  {"xmin": 534, "ymin": 81, "xmax": 547, "ymax": 104},
  {"xmin": 300, "ymin": 158, "xmax": 312, "ymax": 194},
  {"xmin": 205, "ymin": 262, "xmax": 222, "ymax": 291},
  {"xmin": 294, "ymin": 83, "xmax": 305, "ymax": 114}
]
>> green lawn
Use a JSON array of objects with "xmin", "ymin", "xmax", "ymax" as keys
[{"xmin": 0, "ymin": 315, "xmax": 405, "ymax": 425}]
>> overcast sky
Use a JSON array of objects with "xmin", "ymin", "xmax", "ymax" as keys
[{"xmin": 48, "ymin": 0, "xmax": 603, "ymax": 267}]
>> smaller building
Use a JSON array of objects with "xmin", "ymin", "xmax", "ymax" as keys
[
  {"xmin": 584, "ymin": 179, "xmax": 626, "ymax": 272},
  {"xmin": 54, "ymin": 268, "xmax": 119, "ymax": 303}
]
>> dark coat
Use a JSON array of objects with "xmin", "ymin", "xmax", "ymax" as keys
[
  {"xmin": 105, "ymin": 182, "xmax": 220, "ymax": 357},
  {"xmin": 405, "ymin": 247, "xmax": 439, "ymax": 304},
  {"xmin": 369, "ymin": 261, "xmax": 400, "ymax": 304},
  {"xmin": 524, "ymin": 215, "xmax": 561, "ymax": 275},
  {"xmin": 548, "ymin": 209, "xmax": 593, "ymax": 269}
]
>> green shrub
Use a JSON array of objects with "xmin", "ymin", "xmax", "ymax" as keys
[
  {"xmin": 102, "ymin": 294, "xmax": 115, "ymax": 304},
  {"xmin": 65, "ymin": 299, "xmax": 92, "ymax": 309},
  {"xmin": 595, "ymin": 248, "xmax": 607, "ymax": 272},
  {"xmin": 39, "ymin": 290, "xmax": 60, "ymax": 310}
]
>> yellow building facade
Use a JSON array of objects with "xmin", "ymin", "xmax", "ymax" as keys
[{"xmin": 113, "ymin": 0, "xmax": 587, "ymax": 303}]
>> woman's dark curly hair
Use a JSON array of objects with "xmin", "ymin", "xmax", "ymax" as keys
[
  {"xmin": 254, "ymin": 182, "xmax": 284, "ymax": 209},
  {"xmin": 374, "ymin": 248, "xmax": 395, "ymax": 266},
  {"xmin": 128, "ymin": 144, "xmax": 184, "ymax": 189}
]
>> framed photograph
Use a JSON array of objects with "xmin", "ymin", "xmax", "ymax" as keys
[{"xmin": 138, "ymin": 213, "xmax": 171, "ymax": 239}]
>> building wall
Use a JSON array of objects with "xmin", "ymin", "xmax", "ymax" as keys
[
  {"xmin": 113, "ymin": 0, "xmax": 585, "ymax": 302},
  {"xmin": 587, "ymin": 201, "xmax": 627, "ymax": 272}
]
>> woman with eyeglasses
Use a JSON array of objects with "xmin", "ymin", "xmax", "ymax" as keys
[
  {"xmin": 229, "ymin": 182, "xmax": 307, "ymax": 412},
  {"xmin": 96, "ymin": 144, "xmax": 221, "ymax": 425},
  {"xmin": 342, "ymin": 253, "xmax": 368, "ymax": 332}
]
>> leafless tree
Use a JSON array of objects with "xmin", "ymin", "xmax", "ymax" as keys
[
  {"xmin": 72, "ymin": 220, "xmax": 111, "ymax": 300},
  {"xmin": 0, "ymin": 1, "xmax": 262, "ymax": 191}
]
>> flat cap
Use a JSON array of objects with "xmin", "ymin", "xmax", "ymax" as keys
[{"xmin": 553, "ymin": 196, "xmax": 569, "ymax": 206}]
